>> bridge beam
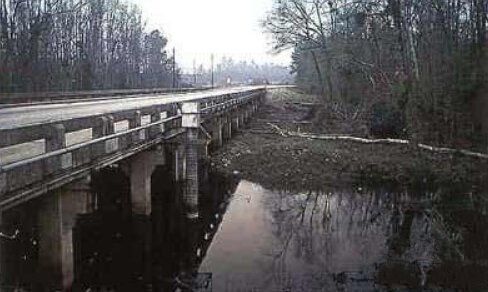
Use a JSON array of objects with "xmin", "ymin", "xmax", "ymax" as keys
[{"xmin": 37, "ymin": 176, "xmax": 92, "ymax": 290}]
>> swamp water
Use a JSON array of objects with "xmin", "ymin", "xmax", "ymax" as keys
[{"xmin": 1, "ymin": 171, "xmax": 487, "ymax": 291}]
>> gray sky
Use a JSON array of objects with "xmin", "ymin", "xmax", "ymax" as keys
[{"xmin": 130, "ymin": 0, "xmax": 291, "ymax": 72}]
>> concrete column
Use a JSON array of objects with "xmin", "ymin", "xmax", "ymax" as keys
[
  {"xmin": 173, "ymin": 144, "xmax": 186, "ymax": 182},
  {"xmin": 184, "ymin": 128, "xmax": 199, "ymax": 219},
  {"xmin": 127, "ymin": 148, "xmax": 165, "ymax": 216},
  {"xmin": 212, "ymin": 118, "xmax": 223, "ymax": 149},
  {"xmin": 239, "ymin": 112, "xmax": 245, "ymax": 128},
  {"xmin": 37, "ymin": 177, "xmax": 91, "ymax": 290},
  {"xmin": 129, "ymin": 151, "xmax": 154, "ymax": 216},
  {"xmin": 222, "ymin": 115, "xmax": 232, "ymax": 141},
  {"xmin": 182, "ymin": 102, "xmax": 201, "ymax": 219},
  {"xmin": 231, "ymin": 113, "xmax": 239, "ymax": 132}
]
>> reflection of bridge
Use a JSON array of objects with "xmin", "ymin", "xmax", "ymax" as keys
[{"xmin": 0, "ymin": 86, "xmax": 270, "ymax": 289}]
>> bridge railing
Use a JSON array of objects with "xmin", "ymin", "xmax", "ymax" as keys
[
  {"xmin": 200, "ymin": 90, "xmax": 263, "ymax": 116},
  {"xmin": 0, "ymin": 113, "xmax": 183, "ymax": 208},
  {"xmin": 0, "ymin": 88, "xmax": 266, "ymax": 208}
]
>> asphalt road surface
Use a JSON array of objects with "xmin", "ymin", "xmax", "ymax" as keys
[{"xmin": 0, "ymin": 86, "xmax": 265, "ymax": 130}]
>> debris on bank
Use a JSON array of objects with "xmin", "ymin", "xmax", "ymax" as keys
[{"xmin": 210, "ymin": 88, "xmax": 488, "ymax": 192}]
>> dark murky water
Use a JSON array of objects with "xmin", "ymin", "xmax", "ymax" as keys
[
  {"xmin": 199, "ymin": 181, "xmax": 488, "ymax": 291},
  {"xmin": 1, "ymin": 170, "xmax": 488, "ymax": 291}
]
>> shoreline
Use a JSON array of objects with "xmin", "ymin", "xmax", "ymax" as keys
[{"xmin": 210, "ymin": 88, "xmax": 488, "ymax": 192}]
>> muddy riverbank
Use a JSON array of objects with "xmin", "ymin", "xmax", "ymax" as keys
[{"xmin": 210, "ymin": 88, "xmax": 488, "ymax": 192}]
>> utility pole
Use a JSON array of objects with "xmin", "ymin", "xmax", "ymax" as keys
[
  {"xmin": 172, "ymin": 47, "xmax": 176, "ymax": 88},
  {"xmin": 193, "ymin": 59, "xmax": 197, "ymax": 86},
  {"xmin": 211, "ymin": 54, "xmax": 214, "ymax": 89}
]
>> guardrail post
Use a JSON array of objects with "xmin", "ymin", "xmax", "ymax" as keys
[
  {"xmin": 45, "ymin": 124, "xmax": 71, "ymax": 174},
  {"xmin": 181, "ymin": 102, "xmax": 201, "ymax": 219},
  {"xmin": 130, "ymin": 110, "xmax": 143, "ymax": 142},
  {"xmin": 93, "ymin": 115, "xmax": 114, "ymax": 138},
  {"xmin": 149, "ymin": 108, "xmax": 161, "ymax": 138},
  {"xmin": 94, "ymin": 116, "xmax": 115, "ymax": 157},
  {"xmin": 46, "ymin": 124, "xmax": 66, "ymax": 152}
]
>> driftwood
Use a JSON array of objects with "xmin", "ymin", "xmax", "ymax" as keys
[
  {"xmin": 268, "ymin": 123, "xmax": 488, "ymax": 160},
  {"xmin": 285, "ymin": 102, "xmax": 319, "ymax": 107}
]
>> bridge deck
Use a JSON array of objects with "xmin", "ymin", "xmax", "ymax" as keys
[
  {"xmin": 0, "ymin": 86, "xmax": 265, "ymax": 130},
  {"xmin": 0, "ymin": 86, "xmax": 269, "ymax": 209}
]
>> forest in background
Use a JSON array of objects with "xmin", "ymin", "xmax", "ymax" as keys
[
  {"xmin": 0, "ymin": 0, "xmax": 180, "ymax": 93},
  {"xmin": 186, "ymin": 57, "xmax": 293, "ymax": 87},
  {"xmin": 264, "ymin": 0, "xmax": 488, "ymax": 149}
]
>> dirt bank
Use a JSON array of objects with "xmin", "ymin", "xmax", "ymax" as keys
[{"xmin": 210, "ymin": 88, "xmax": 488, "ymax": 192}]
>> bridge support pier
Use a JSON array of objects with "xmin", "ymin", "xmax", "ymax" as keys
[
  {"xmin": 182, "ymin": 103, "xmax": 201, "ymax": 219},
  {"xmin": 184, "ymin": 128, "xmax": 200, "ymax": 219},
  {"xmin": 211, "ymin": 118, "xmax": 223, "ymax": 149},
  {"xmin": 244, "ymin": 106, "xmax": 250, "ymax": 124},
  {"xmin": 239, "ymin": 111, "xmax": 245, "ymax": 129},
  {"xmin": 125, "ymin": 148, "xmax": 165, "ymax": 216},
  {"xmin": 232, "ymin": 114, "xmax": 239, "ymax": 133},
  {"xmin": 223, "ymin": 115, "xmax": 232, "ymax": 141},
  {"xmin": 37, "ymin": 176, "xmax": 92, "ymax": 290}
]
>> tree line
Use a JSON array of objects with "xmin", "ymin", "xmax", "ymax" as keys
[
  {"xmin": 264, "ymin": 0, "xmax": 488, "ymax": 148},
  {"xmin": 0, "ymin": 0, "xmax": 180, "ymax": 93},
  {"xmin": 187, "ymin": 57, "xmax": 293, "ymax": 87}
]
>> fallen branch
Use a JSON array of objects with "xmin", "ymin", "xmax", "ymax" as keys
[
  {"xmin": 268, "ymin": 123, "xmax": 488, "ymax": 160},
  {"xmin": 0, "ymin": 229, "xmax": 19, "ymax": 240}
]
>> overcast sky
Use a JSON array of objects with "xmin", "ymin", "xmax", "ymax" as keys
[{"xmin": 129, "ymin": 0, "xmax": 291, "ymax": 72}]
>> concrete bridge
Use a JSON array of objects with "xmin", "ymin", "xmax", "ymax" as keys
[{"xmin": 0, "ymin": 86, "xmax": 268, "ymax": 289}]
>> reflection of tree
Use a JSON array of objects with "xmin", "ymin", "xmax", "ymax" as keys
[
  {"xmin": 158, "ymin": 171, "xmax": 240, "ymax": 291},
  {"xmin": 378, "ymin": 186, "xmax": 488, "ymax": 290},
  {"xmin": 425, "ymin": 188, "xmax": 488, "ymax": 290},
  {"xmin": 71, "ymin": 170, "xmax": 240, "ymax": 291},
  {"xmin": 264, "ymin": 187, "xmax": 446, "ymax": 290},
  {"xmin": 267, "ymin": 189, "xmax": 372, "ymax": 288}
]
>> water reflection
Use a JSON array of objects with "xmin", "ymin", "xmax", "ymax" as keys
[
  {"xmin": 72, "ymin": 170, "xmax": 240, "ymax": 291},
  {"xmin": 200, "ymin": 182, "xmax": 488, "ymax": 291},
  {"xmin": 1, "ymin": 172, "xmax": 488, "ymax": 291}
]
